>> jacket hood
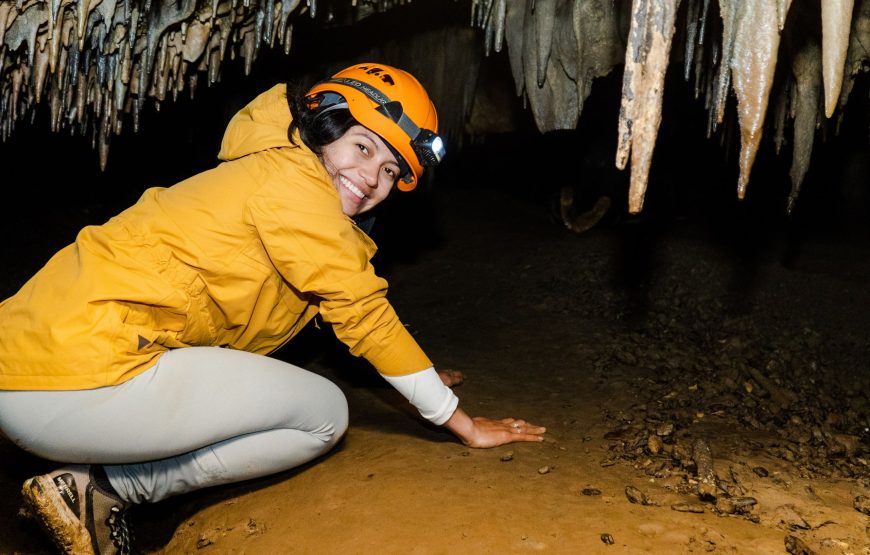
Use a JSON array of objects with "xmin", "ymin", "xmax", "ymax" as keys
[{"xmin": 218, "ymin": 84, "xmax": 301, "ymax": 161}]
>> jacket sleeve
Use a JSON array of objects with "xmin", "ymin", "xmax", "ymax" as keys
[{"xmin": 247, "ymin": 166, "xmax": 432, "ymax": 376}]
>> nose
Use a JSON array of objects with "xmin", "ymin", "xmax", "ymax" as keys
[{"xmin": 359, "ymin": 160, "xmax": 379, "ymax": 188}]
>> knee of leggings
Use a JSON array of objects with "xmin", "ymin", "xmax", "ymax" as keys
[{"xmin": 319, "ymin": 380, "xmax": 349, "ymax": 447}]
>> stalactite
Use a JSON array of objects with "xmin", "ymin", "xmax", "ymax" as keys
[
  {"xmin": 836, "ymin": 0, "xmax": 869, "ymax": 113},
  {"xmin": 616, "ymin": 0, "xmax": 680, "ymax": 214},
  {"xmin": 787, "ymin": 39, "xmax": 821, "ymax": 215},
  {"xmin": 0, "ymin": 3, "xmax": 16, "ymax": 47},
  {"xmin": 33, "ymin": 29, "xmax": 49, "ymax": 102},
  {"xmin": 711, "ymin": 0, "xmax": 736, "ymax": 127},
  {"xmin": 777, "ymin": 0, "xmax": 792, "ymax": 31},
  {"xmin": 571, "ymin": 0, "xmax": 622, "ymax": 117},
  {"xmin": 521, "ymin": 0, "xmax": 582, "ymax": 132},
  {"xmin": 690, "ymin": 0, "xmax": 711, "ymax": 100},
  {"xmin": 533, "ymin": 0, "xmax": 555, "ymax": 88},
  {"xmin": 493, "ymin": 0, "xmax": 506, "ymax": 53},
  {"xmin": 684, "ymin": 0, "xmax": 699, "ymax": 82},
  {"xmin": 772, "ymin": 81, "xmax": 788, "ymax": 155},
  {"xmin": 730, "ymin": 1, "xmax": 782, "ymax": 200},
  {"xmin": 821, "ymin": 0, "xmax": 855, "ymax": 118},
  {"xmin": 46, "ymin": 0, "xmax": 62, "ymax": 57},
  {"xmin": 504, "ymin": 0, "xmax": 526, "ymax": 98},
  {"xmin": 278, "ymin": 0, "xmax": 301, "ymax": 52}
]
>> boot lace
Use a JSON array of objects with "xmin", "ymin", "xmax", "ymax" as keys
[{"xmin": 106, "ymin": 505, "xmax": 133, "ymax": 555}]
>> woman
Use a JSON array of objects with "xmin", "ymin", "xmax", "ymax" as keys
[{"xmin": 0, "ymin": 63, "xmax": 545, "ymax": 555}]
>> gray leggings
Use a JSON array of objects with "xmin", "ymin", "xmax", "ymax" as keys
[{"xmin": 0, "ymin": 347, "xmax": 349, "ymax": 504}]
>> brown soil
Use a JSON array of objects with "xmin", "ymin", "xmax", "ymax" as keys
[{"xmin": 2, "ymin": 187, "xmax": 869, "ymax": 554}]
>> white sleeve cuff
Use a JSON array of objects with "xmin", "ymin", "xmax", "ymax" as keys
[{"xmin": 381, "ymin": 367, "xmax": 459, "ymax": 426}]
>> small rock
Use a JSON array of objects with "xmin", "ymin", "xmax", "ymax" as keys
[
  {"xmin": 245, "ymin": 518, "xmax": 261, "ymax": 536},
  {"xmin": 656, "ymin": 422, "xmax": 674, "ymax": 437},
  {"xmin": 538, "ymin": 465, "xmax": 550, "ymax": 474},
  {"xmin": 751, "ymin": 466, "xmax": 769, "ymax": 477},
  {"xmin": 854, "ymin": 495, "xmax": 870, "ymax": 516},
  {"xmin": 647, "ymin": 434, "xmax": 664, "ymax": 455},
  {"xmin": 692, "ymin": 438, "xmax": 718, "ymax": 499},
  {"xmin": 581, "ymin": 488, "xmax": 602, "ymax": 496},
  {"xmin": 671, "ymin": 502, "xmax": 706, "ymax": 513},
  {"xmin": 624, "ymin": 485, "xmax": 651, "ymax": 505},
  {"xmin": 774, "ymin": 505, "xmax": 810, "ymax": 531},
  {"xmin": 715, "ymin": 496, "xmax": 757, "ymax": 515},
  {"xmin": 784, "ymin": 535, "xmax": 816, "ymax": 555},
  {"xmin": 500, "ymin": 452, "xmax": 514, "ymax": 462},
  {"xmin": 819, "ymin": 538, "xmax": 849, "ymax": 550},
  {"xmin": 600, "ymin": 533, "xmax": 615, "ymax": 545},
  {"xmin": 615, "ymin": 350, "xmax": 637, "ymax": 365}
]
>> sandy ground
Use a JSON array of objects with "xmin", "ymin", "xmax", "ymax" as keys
[{"xmin": 1, "ymin": 187, "xmax": 869, "ymax": 554}]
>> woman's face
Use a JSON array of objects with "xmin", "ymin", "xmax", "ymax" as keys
[{"xmin": 320, "ymin": 125, "xmax": 401, "ymax": 217}]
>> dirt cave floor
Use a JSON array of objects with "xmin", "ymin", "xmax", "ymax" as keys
[{"xmin": 1, "ymin": 187, "xmax": 869, "ymax": 554}]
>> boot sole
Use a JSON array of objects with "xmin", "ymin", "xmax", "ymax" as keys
[{"xmin": 21, "ymin": 475, "xmax": 96, "ymax": 555}]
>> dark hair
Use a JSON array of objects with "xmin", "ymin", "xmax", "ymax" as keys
[{"xmin": 286, "ymin": 81, "xmax": 358, "ymax": 155}]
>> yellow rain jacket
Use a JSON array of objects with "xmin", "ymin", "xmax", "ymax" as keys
[{"xmin": 0, "ymin": 84, "xmax": 432, "ymax": 391}]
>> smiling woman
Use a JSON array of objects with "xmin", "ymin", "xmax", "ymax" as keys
[
  {"xmin": 319, "ymin": 125, "xmax": 400, "ymax": 216},
  {"xmin": 0, "ymin": 62, "xmax": 544, "ymax": 555}
]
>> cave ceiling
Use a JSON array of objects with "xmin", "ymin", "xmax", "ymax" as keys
[{"xmin": 0, "ymin": 0, "xmax": 868, "ymax": 214}]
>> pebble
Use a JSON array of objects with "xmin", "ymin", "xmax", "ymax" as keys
[
  {"xmin": 624, "ymin": 485, "xmax": 651, "ymax": 505},
  {"xmin": 854, "ymin": 495, "xmax": 870, "ymax": 516},
  {"xmin": 671, "ymin": 502, "xmax": 706, "ymax": 513},
  {"xmin": 751, "ymin": 466, "xmax": 769, "ymax": 477},
  {"xmin": 500, "ymin": 452, "xmax": 514, "ymax": 462},
  {"xmin": 647, "ymin": 434, "xmax": 664, "ymax": 455},
  {"xmin": 600, "ymin": 533, "xmax": 615, "ymax": 545},
  {"xmin": 774, "ymin": 505, "xmax": 810, "ymax": 531},
  {"xmin": 537, "ymin": 465, "xmax": 550, "ymax": 474},
  {"xmin": 715, "ymin": 496, "xmax": 757, "ymax": 515},
  {"xmin": 784, "ymin": 535, "xmax": 816, "ymax": 555},
  {"xmin": 581, "ymin": 488, "xmax": 602, "ymax": 496}
]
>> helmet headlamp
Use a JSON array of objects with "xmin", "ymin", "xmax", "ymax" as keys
[{"xmin": 412, "ymin": 130, "xmax": 445, "ymax": 168}]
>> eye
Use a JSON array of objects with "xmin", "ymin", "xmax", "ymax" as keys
[
  {"xmin": 384, "ymin": 167, "xmax": 396, "ymax": 178},
  {"xmin": 357, "ymin": 143, "xmax": 369, "ymax": 155}
]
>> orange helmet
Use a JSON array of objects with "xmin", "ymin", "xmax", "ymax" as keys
[{"xmin": 306, "ymin": 63, "xmax": 444, "ymax": 191}]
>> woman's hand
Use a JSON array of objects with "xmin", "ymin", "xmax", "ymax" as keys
[
  {"xmin": 437, "ymin": 368, "xmax": 464, "ymax": 388},
  {"xmin": 444, "ymin": 408, "xmax": 546, "ymax": 449}
]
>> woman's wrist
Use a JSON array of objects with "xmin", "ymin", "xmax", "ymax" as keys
[{"xmin": 443, "ymin": 407, "xmax": 476, "ymax": 445}]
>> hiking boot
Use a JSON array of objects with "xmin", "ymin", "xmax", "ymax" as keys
[{"xmin": 21, "ymin": 465, "xmax": 132, "ymax": 555}]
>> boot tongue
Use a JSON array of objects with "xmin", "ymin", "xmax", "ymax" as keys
[{"xmin": 53, "ymin": 473, "xmax": 81, "ymax": 516}]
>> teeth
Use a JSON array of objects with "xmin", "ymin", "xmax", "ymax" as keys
[{"xmin": 340, "ymin": 175, "xmax": 365, "ymax": 199}]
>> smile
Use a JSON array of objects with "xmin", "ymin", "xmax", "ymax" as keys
[{"xmin": 339, "ymin": 175, "xmax": 365, "ymax": 200}]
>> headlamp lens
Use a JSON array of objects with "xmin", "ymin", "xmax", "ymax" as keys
[{"xmin": 431, "ymin": 136, "xmax": 445, "ymax": 162}]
